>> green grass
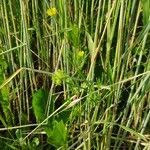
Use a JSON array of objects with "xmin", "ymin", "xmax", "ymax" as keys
[{"xmin": 0, "ymin": 0, "xmax": 150, "ymax": 149}]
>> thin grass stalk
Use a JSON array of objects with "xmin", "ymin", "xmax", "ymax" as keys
[
  {"xmin": 8, "ymin": 0, "xmax": 22, "ymax": 110},
  {"xmin": 112, "ymin": 0, "xmax": 125, "ymax": 83},
  {"xmin": 106, "ymin": 0, "xmax": 125, "ymax": 146},
  {"xmin": 116, "ymin": 74, "xmax": 150, "ymax": 149},
  {"xmin": 113, "ymin": 3, "xmax": 143, "ymax": 148},
  {"xmin": 135, "ymin": 108, "xmax": 150, "ymax": 148},
  {"xmin": 1, "ymin": 0, "xmax": 150, "ymax": 149},
  {"xmin": 90, "ymin": 0, "xmax": 95, "ymax": 34},
  {"xmin": 105, "ymin": 0, "xmax": 111, "ymax": 70},
  {"xmin": 2, "ymin": 0, "xmax": 19, "ymax": 125}
]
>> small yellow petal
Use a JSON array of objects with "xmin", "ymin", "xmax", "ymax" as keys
[
  {"xmin": 78, "ymin": 50, "xmax": 84, "ymax": 57},
  {"xmin": 46, "ymin": 7, "xmax": 57, "ymax": 16}
]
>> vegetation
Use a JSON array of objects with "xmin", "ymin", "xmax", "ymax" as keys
[{"xmin": 0, "ymin": 0, "xmax": 150, "ymax": 149}]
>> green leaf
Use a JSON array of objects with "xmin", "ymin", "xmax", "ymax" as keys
[
  {"xmin": 119, "ymin": 124, "xmax": 147, "ymax": 142},
  {"xmin": 0, "ymin": 86, "xmax": 13, "ymax": 125},
  {"xmin": 0, "ymin": 58, "xmax": 8, "ymax": 72},
  {"xmin": 56, "ymin": 110, "xmax": 71, "ymax": 124},
  {"xmin": 67, "ymin": 23, "xmax": 79, "ymax": 48},
  {"xmin": 32, "ymin": 89, "xmax": 48, "ymax": 122},
  {"xmin": 141, "ymin": 0, "xmax": 150, "ymax": 25},
  {"xmin": 85, "ymin": 31, "xmax": 95, "ymax": 57},
  {"xmin": 5, "ymin": 143, "xmax": 18, "ymax": 150},
  {"xmin": 31, "ymin": 137, "xmax": 40, "ymax": 148},
  {"xmin": 15, "ymin": 129, "xmax": 22, "ymax": 139},
  {"xmin": 46, "ymin": 120, "xmax": 67, "ymax": 148}
]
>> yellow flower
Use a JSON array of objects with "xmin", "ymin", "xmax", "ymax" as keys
[
  {"xmin": 46, "ymin": 7, "xmax": 57, "ymax": 16},
  {"xmin": 52, "ymin": 69, "xmax": 66, "ymax": 85},
  {"xmin": 78, "ymin": 50, "xmax": 84, "ymax": 58}
]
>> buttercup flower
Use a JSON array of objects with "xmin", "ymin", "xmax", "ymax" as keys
[
  {"xmin": 47, "ymin": 7, "xmax": 57, "ymax": 16},
  {"xmin": 77, "ymin": 50, "xmax": 84, "ymax": 58}
]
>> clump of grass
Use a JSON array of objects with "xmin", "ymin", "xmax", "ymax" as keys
[{"xmin": 0, "ymin": 0, "xmax": 150, "ymax": 149}]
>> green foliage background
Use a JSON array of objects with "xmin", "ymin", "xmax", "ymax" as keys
[{"xmin": 0, "ymin": 0, "xmax": 150, "ymax": 149}]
